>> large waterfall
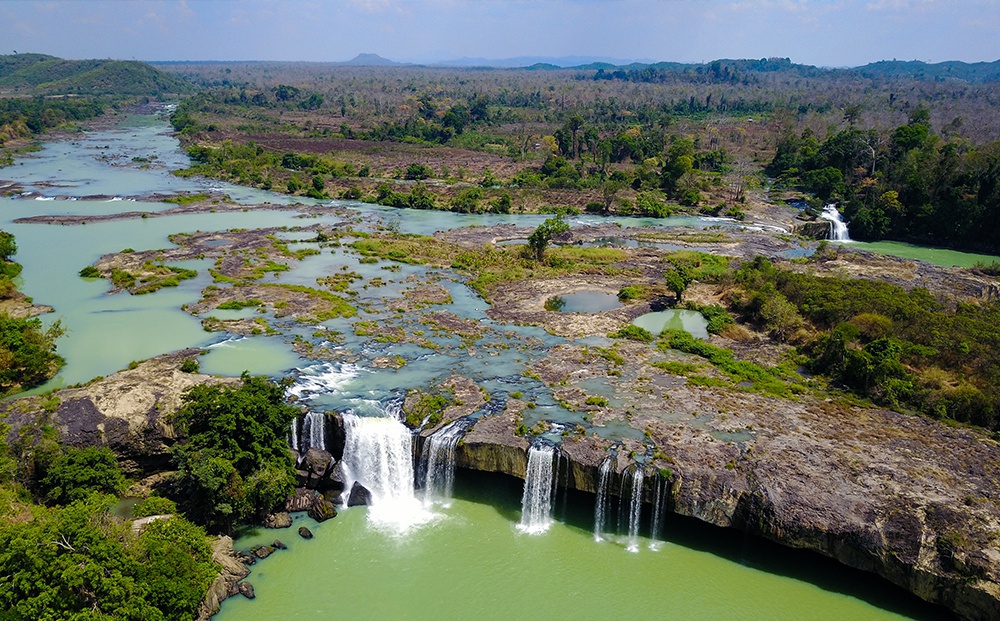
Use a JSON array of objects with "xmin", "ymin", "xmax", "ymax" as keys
[
  {"xmin": 340, "ymin": 402, "xmax": 434, "ymax": 532},
  {"xmin": 518, "ymin": 444, "xmax": 556, "ymax": 535},
  {"xmin": 819, "ymin": 204, "xmax": 851, "ymax": 241},
  {"xmin": 625, "ymin": 465, "xmax": 645, "ymax": 552},
  {"xmin": 593, "ymin": 455, "xmax": 614, "ymax": 542},
  {"xmin": 419, "ymin": 419, "xmax": 468, "ymax": 504}
]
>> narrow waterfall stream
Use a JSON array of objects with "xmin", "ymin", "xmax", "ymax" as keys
[
  {"xmin": 302, "ymin": 411, "xmax": 326, "ymax": 452},
  {"xmin": 593, "ymin": 455, "xmax": 614, "ymax": 542},
  {"xmin": 340, "ymin": 402, "xmax": 435, "ymax": 532},
  {"xmin": 517, "ymin": 444, "xmax": 556, "ymax": 535},
  {"xmin": 819, "ymin": 204, "xmax": 852, "ymax": 241},
  {"xmin": 650, "ymin": 474, "xmax": 667, "ymax": 550},
  {"xmin": 419, "ymin": 419, "xmax": 469, "ymax": 504},
  {"xmin": 626, "ymin": 465, "xmax": 645, "ymax": 553}
]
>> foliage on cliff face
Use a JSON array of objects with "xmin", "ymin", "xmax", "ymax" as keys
[
  {"xmin": 170, "ymin": 373, "xmax": 298, "ymax": 533},
  {"xmin": 0, "ymin": 425, "xmax": 216, "ymax": 621}
]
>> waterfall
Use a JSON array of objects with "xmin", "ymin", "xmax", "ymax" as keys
[
  {"xmin": 290, "ymin": 417, "xmax": 299, "ymax": 453},
  {"xmin": 302, "ymin": 411, "xmax": 326, "ymax": 452},
  {"xmin": 420, "ymin": 419, "xmax": 468, "ymax": 504},
  {"xmin": 517, "ymin": 444, "xmax": 556, "ymax": 535},
  {"xmin": 819, "ymin": 204, "xmax": 851, "ymax": 241},
  {"xmin": 649, "ymin": 474, "xmax": 666, "ymax": 550},
  {"xmin": 593, "ymin": 455, "xmax": 614, "ymax": 542},
  {"xmin": 626, "ymin": 465, "xmax": 645, "ymax": 553},
  {"xmin": 340, "ymin": 402, "xmax": 434, "ymax": 532}
]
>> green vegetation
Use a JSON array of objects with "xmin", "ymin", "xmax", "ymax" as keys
[
  {"xmin": 659, "ymin": 330, "xmax": 806, "ymax": 398},
  {"xmin": 404, "ymin": 391, "xmax": 451, "ymax": 429},
  {"xmin": 170, "ymin": 373, "xmax": 299, "ymax": 533},
  {"xmin": 0, "ymin": 420, "xmax": 215, "ymax": 621},
  {"xmin": 730, "ymin": 257, "xmax": 1000, "ymax": 428},
  {"xmin": 0, "ymin": 315, "xmax": 64, "ymax": 396},
  {"xmin": 180, "ymin": 358, "xmax": 200, "ymax": 374},
  {"xmin": 162, "ymin": 192, "xmax": 211, "ymax": 205},
  {"xmin": 609, "ymin": 325, "xmax": 654, "ymax": 343},
  {"xmin": 78, "ymin": 265, "xmax": 101, "ymax": 278},
  {"xmin": 0, "ymin": 495, "xmax": 215, "ymax": 621},
  {"xmin": 769, "ymin": 109, "xmax": 1000, "ymax": 252},
  {"xmin": 41, "ymin": 446, "xmax": 127, "ymax": 504},
  {"xmin": 527, "ymin": 215, "xmax": 570, "ymax": 261},
  {"xmin": 216, "ymin": 299, "xmax": 263, "ymax": 310}
]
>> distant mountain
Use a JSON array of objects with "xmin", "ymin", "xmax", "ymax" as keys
[
  {"xmin": 853, "ymin": 59, "xmax": 1000, "ymax": 83},
  {"xmin": 341, "ymin": 53, "xmax": 407, "ymax": 67},
  {"xmin": 0, "ymin": 54, "xmax": 194, "ymax": 95}
]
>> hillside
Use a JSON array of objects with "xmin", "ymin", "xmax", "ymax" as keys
[{"xmin": 0, "ymin": 54, "xmax": 194, "ymax": 95}]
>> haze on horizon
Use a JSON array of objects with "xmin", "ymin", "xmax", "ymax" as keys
[{"xmin": 2, "ymin": 0, "xmax": 999, "ymax": 68}]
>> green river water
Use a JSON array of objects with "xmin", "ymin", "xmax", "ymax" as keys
[{"xmin": 1, "ymin": 110, "xmax": 958, "ymax": 620}]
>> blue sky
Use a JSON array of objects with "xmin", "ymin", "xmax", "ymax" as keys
[{"xmin": 3, "ymin": 0, "xmax": 998, "ymax": 67}]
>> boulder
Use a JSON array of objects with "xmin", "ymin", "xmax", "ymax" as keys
[
  {"xmin": 308, "ymin": 497, "xmax": 338, "ymax": 522},
  {"xmin": 286, "ymin": 488, "xmax": 316, "ymax": 512},
  {"xmin": 252, "ymin": 545, "xmax": 274, "ymax": 560},
  {"xmin": 298, "ymin": 526, "xmax": 314, "ymax": 539},
  {"xmin": 238, "ymin": 582, "xmax": 255, "ymax": 600},
  {"xmin": 263, "ymin": 511, "xmax": 292, "ymax": 529},
  {"xmin": 272, "ymin": 540, "xmax": 286, "ymax": 550},
  {"xmin": 347, "ymin": 482, "xmax": 372, "ymax": 507}
]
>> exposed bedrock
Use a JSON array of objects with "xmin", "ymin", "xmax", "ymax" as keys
[{"xmin": 454, "ymin": 398, "xmax": 1000, "ymax": 621}]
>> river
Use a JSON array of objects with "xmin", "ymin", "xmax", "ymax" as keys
[{"xmin": 0, "ymin": 110, "xmax": 950, "ymax": 620}]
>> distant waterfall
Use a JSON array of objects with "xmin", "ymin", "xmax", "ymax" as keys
[
  {"xmin": 518, "ymin": 444, "xmax": 556, "ymax": 535},
  {"xmin": 340, "ymin": 402, "xmax": 433, "ymax": 532},
  {"xmin": 593, "ymin": 455, "xmax": 614, "ymax": 542},
  {"xmin": 626, "ymin": 465, "xmax": 645, "ymax": 552},
  {"xmin": 819, "ymin": 204, "xmax": 851, "ymax": 241},
  {"xmin": 420, "ymin": 420, "xmax": 468, "ymax": 503},
  {"xmin": 302, "ymin": 411, "xmax": 326, "ymax": 452}
]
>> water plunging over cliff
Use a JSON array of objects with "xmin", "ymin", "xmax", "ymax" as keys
[
  {"xmin": 626, "ymin": 465, "xmax": 645, "ymax": 553},
  {"xmin": 593, "ymin": 455, "xmax": 614, "ymax": 542},
  {"xmin": 302, "ymin": 411, "xmax": 326, "ymax": 452},
  {"xmin": 340, "ymin": 401, "xmax": 434, "ymax": 532},
  {"xmin": 419, "ymin": 419, "xmax": 469, "ymax": 504},
  {"xmin": 819, "ymin": 204, "xmax": 852, "ymax": 241},
  {"xmin": 650, "ymin": 474, "xmax": 667, "ymax": 550},
  {"xmin": 518, "ymin": 444, "xmax": 556, "ymax": 535}
]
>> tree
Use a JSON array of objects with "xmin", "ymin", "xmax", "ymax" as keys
[
  {"xmin": 664, "ymin": 266, "xmax": 692, "ymax": 303},
  {"xmin": 527, "ymin": 216, "xmax": 570, "ymax": 261},
  {"xmin": 0, "ymin": 231, "xmax": 16, "ymax": 262},
  {"xmin": 0, "ymin": 316, "xmax": 65, "ymax": 395},
  {"xmin": 171, "ymin": 373, "xmax": 298, "ymax": 532},
  {"xmin": 42, "ymin": 447, "xmax": 127, "ymax": 505}
]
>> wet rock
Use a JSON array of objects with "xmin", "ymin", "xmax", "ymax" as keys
[
  {"xmin": 238, "ymin": 581, "xmax": 255, "ymax": 600},
  {"xmin": 303, "ymin": 448, "xmax": 333, "ymax": 479},
  {"xmin": 286, "ymin": 487, "xmax": 316, "ymax": 513},
  {"xmin": 252, "ymin": 545, "xmax": 274, "ymax": 560},
  {"xmin": 196, "ymin": 536, "xmax": 250, "ymax": 621},
  {"xmin": 263, "ymin": 511, "xmax": 292, "ymax": 529},
  {"xmin": 308, "ymin": 498, "xmax": 338, "ymax": 522},
  {"xmin": 347, "ymin": 482, "xmax": 372, "ymax": 507},
  {"xmin": 272, "ymin": 540, "xmax": 286, "ymax": 550},
  {"xmin": 298, "ymin": 526, "xmax": 314, "ymax": 539}
]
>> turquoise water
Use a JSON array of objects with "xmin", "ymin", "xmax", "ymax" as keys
[
  {"xmin": 215, "ymin": 474, "xmax": 936, "ymax": 621},
  {"xmin": 845, "ymin": 240, "xmax": 1000, "ymax": 268},
  {"xmin": 632, "ymin": 309, "xmax": 710, "ymax": 339}
]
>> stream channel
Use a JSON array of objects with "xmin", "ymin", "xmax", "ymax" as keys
[{"xmin": 0, "ymin": 110, "xmax": 963, "ymax": 620}]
